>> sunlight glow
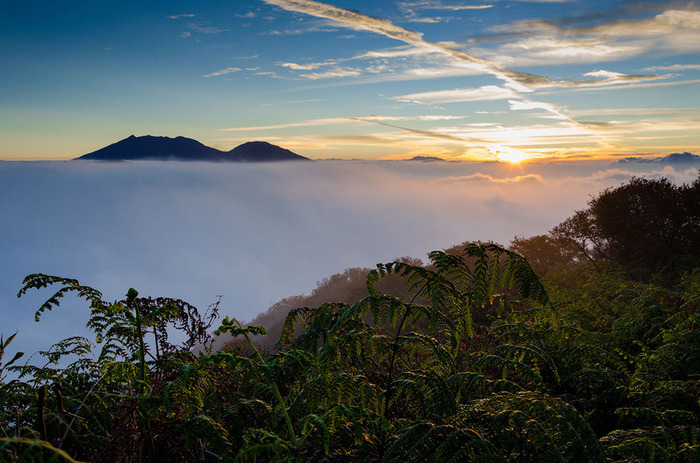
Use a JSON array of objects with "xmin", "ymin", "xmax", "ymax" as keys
[{"xmin": 491, "ymin": 145, "xmax": 533, "ymax": 163}]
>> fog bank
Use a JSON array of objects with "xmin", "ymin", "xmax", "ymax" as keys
[{"xmin": 1, "ymin": 159, "xmax": 697, "ymax": 359}]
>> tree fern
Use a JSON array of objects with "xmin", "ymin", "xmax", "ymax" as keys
[
  {"xmin": 463, "ymin": 391, "xmax": 606, "ymax": 462},
  {"xmin": 601, "ymin": 425, "xmax": 700, "ymax": 462}
]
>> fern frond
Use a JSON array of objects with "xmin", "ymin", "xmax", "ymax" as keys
[
  {"xmin": 462, "ymin": 391, "xmax": 605, "ymax": 462},
  {"xmin": 471, "ymin": 354, "xmax": 546, "ymax": 390},
  {"xmin": 18, "ymin": 274, "xmax": 105, "ymax": 322},
  {"xmin": 235, "ymin": 428, "xmax": 295, "ymax": 462},
  {"xmin": 0, "ymin": 437, "xmax": 82, "ymax": 462},
  {"xmin": 601, "ymin": 425, "xmax": 700, "ymax": 462}
]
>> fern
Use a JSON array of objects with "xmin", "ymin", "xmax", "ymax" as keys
[
  {"xmin": 0, "ymin": 437, "xmax": 81, "ymax": 462},
  {"xmin": 10, "ymin": 238, "xmax": 696, "ymax": 461},
  {"xmin": 601, "ymin": 425, "xmax": 700, "ymax": 462},
  {"xmin": 463, "ymin": 391, "xmax": 606, "ymax": 462}
]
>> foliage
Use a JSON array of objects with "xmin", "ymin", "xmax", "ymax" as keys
[
  {"xmin": 0, "ymin": 437, "xmax": 81, "ymax": 462},
  {"xmin": 1, "ymin": 176, "xmax": 698, "ymax": 461},
  {"xmin": 544, "ymin": 175, "xmax": 700, "ymax": 283}
]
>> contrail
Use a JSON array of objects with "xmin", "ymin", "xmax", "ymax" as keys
[
  {"xmin": 262, "ymin": 0, "xmax": 623, "ymax": 154},
  {"xmin": 262, "ymin": 0, "xmax": 551, "ymax": 91},
  {"xmin": 347, "ymin": 116, "xmax": 485, "ymax": 145}
]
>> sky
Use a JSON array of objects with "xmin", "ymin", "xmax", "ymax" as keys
[
  {"xmin": 1, "ymin": 0, "xmax": 700, "ymax": 366},
  {"xmin": 2, "ymin": 0, "xmax": 699, "ymax": 161}
]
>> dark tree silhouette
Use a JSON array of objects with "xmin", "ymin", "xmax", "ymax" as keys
[{"xmin": 548, "ymin": 174, "xmax": 700, "ymax": 282}]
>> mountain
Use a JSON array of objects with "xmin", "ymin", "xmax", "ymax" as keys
[
  {"xmin": 227, "ymin": 141, "xmax": 307, "ymax": 162},
  {"xmin": 75, "ymin": 135, "xmax": 310, "ymax": 162},
  {"xmin": 614, "ymin": 151, "xmax": 700, "ymax": 165},
  {"xmin": 406, "ymin": 155, "xmax": 445, "ymax": 162},
  {"xmin": 664, "ymin": 152, "xmax": 700, "ymax": 163}
]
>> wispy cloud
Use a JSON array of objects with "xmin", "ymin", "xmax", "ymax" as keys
[
  {"xmin": 221, "ymin": 115, "xmax": 466, "ymax": 133},
  {"xmin": 254, "ymin": 0, "xmax": 699, "ymax": 161},
  {"xmin": 579, "ymin": 9, "xmax": 700, "ymax": 52},
  {"xmin": 550, "ymin": 70, "xmax": 668, "ymax": 89},
  {"xmin": 643, "ymin": 64, "xmax": 700, "ymax": 72},
  {"xmin": 279, "ymin": 61, "xmax": 331, "ymax": 70},
  {"xmin": 251, "ymin": 71, "xmax": 280, "ymax": 77},
  {"xmin": 354, "ymin": 45, "xmax": 436, "ymax": 59},
  {"xmin": 568, "ymin": 107, "xmax": 700, "ymax": 118},
  {"xmin": 561, "ymin": 78, "xmax": 700, "ymax": 94},
  {"xmin": 416, "ymin": 115, "xmax": 465, "ymax": 121},
  {"xmin": 280, "ymin": 62, "xmax": 485, "ymax": 87},
  {"xmin": 479, "ymin": 7, "xmax": 700, "ymax": 68},
  {"xmin": 508, "ymin": 99, "xmax": 571, "ymax": 121},
  {"xmin": 347, "ymin": 117, "xmax": 482, "ymax": 145},
  {"xmin": 438, "ymin": 121, "xmax": 597, "ymax": 148},
  {"xmin": 430, "ymin": 4, "xmax": 494, "ymax": 11},
  {"xmin": 188, "ymin": 23, "xmax": 227, "ymax": 34},
  {"xmin": 265, "ymin": 21, "xmax": 338, "ymax": 36},
  {"xmin": 259, "ymin": 0, "xmax": 675, "ymax": 131},
  {"xmin": 261, "ymin": 0, "xmax": 552, "ymax": 90},
  {"xmin": 395, "ymin": 1, "xmax": 493, "ymax": 24},
  {"xmin": 404, "ymin": 16, "xmax": 451, "ymax": 24},
  {"xmin": 395, "ymin": 85, "xmax": 517, "ymax": 104},
  {"xmin": 279, "ymin": 46, "xmax": 471, "ymax": 82},
  {"xmin": 173, "ymin": 16, "xmax": 228, "ymax": 37},
  {"xmin": 356, "ymin": 115, "xmax": 467, "ymax": 122},
  {"xmin": 258, "ymin": 1, "xmax": 598, "ymax": 153},
  {"xmin": 203, "ymin": 67, "xmax": 242, "ymax": 77},
  {"xmin": 398, "ymin": 1, "xmax": 494, "ymax": 11},
  {"xmin": 221, "ymin": 118, "xmax": 351, "ymax": 131},
  {"xmin": 583, "ymin": 70, "xmax": 662, "ymax": 84},
  {"xmin": 301, "ymin": 67, "xmax": 362, "ymax": 79},
  {"xmin": 580, "ymin": 119, "xmax": 700, "ymax": 137},
  {"xmin": 487, "ymin": 36, "xmax": 642, "ymax": 65}
]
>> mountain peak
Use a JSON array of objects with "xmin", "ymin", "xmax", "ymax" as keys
[
  {"xmin": 614, "ymin": 151, "xmax": 699, "ymax": 165},
  {"xmin": 76, "ymin": 135, "xmax": 310, "ymax": 162},
  {"xmin": 227, "ymin": 141, "xmax": 310, "ymax": 162},
  {"xmin": 407, "ymin": 155, "xmax": 445, "ymax": 162}
]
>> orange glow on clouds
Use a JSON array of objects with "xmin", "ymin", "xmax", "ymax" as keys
[{"xmin": 490, "ymin": 146, "xmax": 536, "ymax": 163}]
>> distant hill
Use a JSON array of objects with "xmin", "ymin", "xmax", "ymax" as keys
[
  {"xmin": 75, "ymin": 135, "xmax": 311, "ymax": 162},
  {"xmin": 614, "ymin": 151, "xmax": 699, "ymax": 165},
  {"xmin": 229, "ymin": 141, "xmax": 307, "ymax": 162},
  {"xmin": 406, "ymin": 155, "xmax": 446, "ymax": 162}
]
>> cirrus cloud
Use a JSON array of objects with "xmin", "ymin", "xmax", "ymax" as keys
[{"xmin": 203, "ymin": 67, "xmax": 242, "ymax": 77}]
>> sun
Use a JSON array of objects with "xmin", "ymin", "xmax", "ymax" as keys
[{"xmin": 491, "ymin": 146, "xmax": 532, "ymax": 164}]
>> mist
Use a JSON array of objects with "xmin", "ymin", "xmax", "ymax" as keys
[{"xmin": 1, "ymin": 159, "xmax": 697, "ymax": 360}]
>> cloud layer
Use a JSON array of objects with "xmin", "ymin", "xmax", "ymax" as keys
[{"xmin": 2, "ymin": 160, "xmax": 697, "ymax": 362}]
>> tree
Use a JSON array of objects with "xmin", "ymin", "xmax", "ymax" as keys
[
  {"xmin": 550, "ymin": 174, "xmax": 700, "ymax": 282},
  {"xmin": 509, "ymin": 234, "xmax": 580, "ymax": 275}
]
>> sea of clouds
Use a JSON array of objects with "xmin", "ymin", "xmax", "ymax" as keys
[{"xmin": 1, "ymin": 159, "xmax": 697, "ymax": 363}]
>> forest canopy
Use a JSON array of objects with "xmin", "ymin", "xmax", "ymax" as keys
[
  {"xmin": 513, "ymin": 174, "xmax": 700, "ymax": 282},
  {"xmin": 1, "ymin": 175, "xmax": 699, "ymax": 462}
]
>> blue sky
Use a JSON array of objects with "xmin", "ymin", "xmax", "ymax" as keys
[{"xmin": 2, "ymin": 0, "xmax": 699, "ymax": 161}]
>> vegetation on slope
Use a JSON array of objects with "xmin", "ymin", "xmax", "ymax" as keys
[{"xmin": 1, "ymin": 175, "xmax": 698, "ymax": 462}]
